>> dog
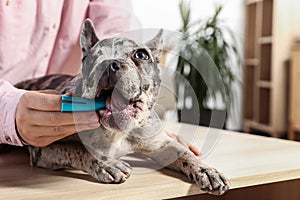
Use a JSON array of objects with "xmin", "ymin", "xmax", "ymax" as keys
[{"xmin": 13, "ymin": 19, "xmax": 229, "ymax": 195}]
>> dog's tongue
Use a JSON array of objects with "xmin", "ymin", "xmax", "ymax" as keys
[{"xmin": 106, "ymin": 90, "xmax": 128, "ymax": 112}]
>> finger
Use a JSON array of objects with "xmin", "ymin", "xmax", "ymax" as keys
[
  {"xmin": 18, "ymin": 122, "xmax": 101, "ymax": 147},
  {"xmin": 34, "ymin": 124, "xmax": 100, "ymax": 147},
  {"xmin": 189, "ymin": 145, "xmax": 201, "ymax": 157},
  {"xmin": 166, "ymin": 131, "xmax": 177, "ymax": 139},
  {"xmin": 166, "ymin": 131, "xmax": 201, "ymax": 157},
  {"xmin": 176, "ymin": 135, "xmax": 189, "ymax": 148},
  {"xmin": 31, "ymin": 123, "xmax": 101, "ymax": 139},
  {"xmin": 64, "ymin": 92, "xmax": 73, "ymax": 96},
  {"xmin": 27, "ymin": 110, "xmax": 99, "ymax": 126},
  {"xmin": 166, "ymin": 131, "xmax": 189, "ymax": 148},
  {"xmin": 38, "ymin": 90, "xmax": 60, "ymax": 95},
  {"xmin": 21, "ymin": 91, "xmax": 62, "ymax": 111}
]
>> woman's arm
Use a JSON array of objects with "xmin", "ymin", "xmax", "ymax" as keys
[{"xmin": 0, "ymin": 79, "xmax": 27, "ymax": 146}]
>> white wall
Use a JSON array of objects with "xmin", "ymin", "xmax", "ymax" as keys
[{"xmin": 131, "ymin": 0, "xmax": 245, "ymax": 130}]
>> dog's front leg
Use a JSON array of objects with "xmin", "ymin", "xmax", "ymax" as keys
[
  {"xmin": 28, "ymin": 144, "xmax": 132, "ymax": 183},
  {"xmin": 148, "ymin": 140, "xmax": 230, "ymax": 195}
]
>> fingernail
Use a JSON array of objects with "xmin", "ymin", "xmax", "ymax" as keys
[
  {"xmin": 88, "ymin": 113, "xmax": 98, "ymax": 122},
  {"xmin": 89, "ymin": 123, "xmax": 100, "ymax": 128}
]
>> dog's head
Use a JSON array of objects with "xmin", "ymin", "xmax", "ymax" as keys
[{"xmin": 77, "ymin": 19, "xmax": 163, "ymax": 131}]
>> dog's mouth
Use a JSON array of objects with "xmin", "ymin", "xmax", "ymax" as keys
[{"xmin": 95, "ymin": 87, "xmax": 143, "ymax": 119}]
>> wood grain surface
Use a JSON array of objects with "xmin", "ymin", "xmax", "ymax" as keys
[{"xmin": 1, "ymin": 121, "xmax": 300, "ymax": 200}]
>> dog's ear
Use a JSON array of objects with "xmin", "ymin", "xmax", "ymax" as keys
[
  {"xmin": 145, "ymin": 29, "xmax": 163, "ymax": 59},
  {"xmin": 80, "ymin": 19, "xmax": 99, "ymax": 57}
]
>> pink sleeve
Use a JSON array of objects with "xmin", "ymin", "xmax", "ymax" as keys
[
  {"xmin": 0, "ymin": 79, "xmax": 27, "ymax": 146},
  {"xmin": 88, "ymin": 0, "xmax": 133, "ymax": 38}
]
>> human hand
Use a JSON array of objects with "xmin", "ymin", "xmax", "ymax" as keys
[
  {"xmin": 15, "ymin": 91, "xmax": 100, "ymax": 147},
  {"xmin": 166, "ymin": 131, "xmax": 201, "ymax": 157}
]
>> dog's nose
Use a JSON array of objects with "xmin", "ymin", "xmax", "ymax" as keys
[{"xmin": 109, "ymin": 61, "xmax": 121, "ymax": 72}]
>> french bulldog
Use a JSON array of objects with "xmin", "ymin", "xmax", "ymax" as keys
[{"xmin": 14, "ymin": 19, "xmax": 229, "ymax": 195}]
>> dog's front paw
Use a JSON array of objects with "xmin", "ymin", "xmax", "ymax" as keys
[
  {"xmin": 88, "ymin": 159, "xmax": 132, "ymax": 183},
  {"xmin": 189, "ymin": 166, "xmax": 230, "ymax": 195}
]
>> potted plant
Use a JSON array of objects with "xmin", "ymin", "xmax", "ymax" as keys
[{"xmin": 176, "ymin": 0, "xmax": 241, "ymax": 127}]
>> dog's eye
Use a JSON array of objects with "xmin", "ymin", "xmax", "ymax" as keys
[{"xmin": 133, "ymin": 49, "xmax": 150, "ymax": 60}]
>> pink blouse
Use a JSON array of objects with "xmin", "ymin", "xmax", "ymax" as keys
[{"xmin": 0, "ymin": 0, "xmax": 133, "ymax": 146}]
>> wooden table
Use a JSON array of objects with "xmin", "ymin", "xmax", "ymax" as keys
[{"xmin": 1, "ymin": 121, "xmax": 300, "ymax": 200}]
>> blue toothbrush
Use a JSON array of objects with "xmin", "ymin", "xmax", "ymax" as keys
[{"xmin": 61, "ymin": 95, "xmax": 106, "ymax": 112}]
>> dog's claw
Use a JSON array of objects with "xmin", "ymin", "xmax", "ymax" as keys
[
  {"xmin": 191, "ymin": 167, "xmax": 230, "ymax": 195},
  {"xmin": 87, "ymin": 158, "xmax": 132, "ymax": 183}
]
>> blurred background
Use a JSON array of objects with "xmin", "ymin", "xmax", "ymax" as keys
[{"xmin": 129, "ymin": 0, "xmax": 300, "ymax": 141}]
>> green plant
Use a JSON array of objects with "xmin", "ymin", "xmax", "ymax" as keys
[{"xmin": 176, "ymin": 0, "xmax": 241, "ymax": 112}]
